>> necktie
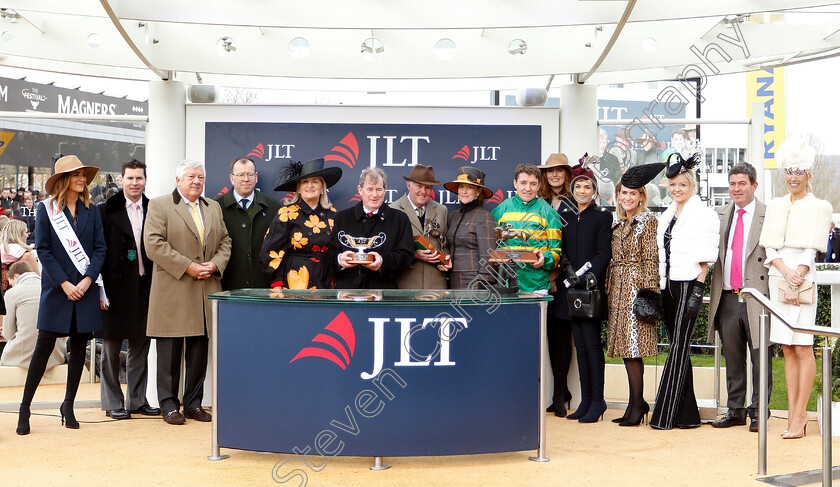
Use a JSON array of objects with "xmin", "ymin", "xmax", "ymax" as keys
[
  {"xmin": 188, "ymin": 201, "xmax": 205, "ymax": 248},
  {"xmin": 730, "ymin": 208, "xmax": 745, "ymax": 290},
  {"xmin": 128, "ymin": 203, "xmax": 145, "ymax": 276},
  {"xmin": 366, "ymin": 212, "xmax": 374, "ymax": 218},
  {"xmin": 415, "ymin": 206, "xmax": 425, "ymax": 218},
  {"xmin": 240, "ymin": 199, "xmax": 249, "ymax": 211}
]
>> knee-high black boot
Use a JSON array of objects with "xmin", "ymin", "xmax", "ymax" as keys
[
  {"xmin": 61, "ymin": 335, "xmax": 87, "ymax": 429},
  {"xmin": 18, "ymin": 331, "xmax": 58, "ymax": 434}
]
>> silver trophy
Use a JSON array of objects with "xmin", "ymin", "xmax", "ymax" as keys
[{"xmin": 338, "ymin": 231, "xmax": 387, "ymax": 264}]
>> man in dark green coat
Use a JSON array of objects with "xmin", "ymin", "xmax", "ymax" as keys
[{"xmin": 215, "ymin": 156, "xmax": 280, "ymax": 289}]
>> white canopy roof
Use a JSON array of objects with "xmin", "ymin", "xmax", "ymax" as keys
[{"xmin": 0, "ymin": 1, "xmax": 839, "ymax": 91}]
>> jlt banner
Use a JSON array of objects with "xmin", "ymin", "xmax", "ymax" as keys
[{"xmin": 204, "ymin": 122, "xmax": 541, "ymax": 209}]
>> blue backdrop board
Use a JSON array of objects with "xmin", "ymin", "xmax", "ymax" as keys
[
  {"xmin": 203, "ymin": 122, "xmax": 541, "ymax": 211},
  {"xmin": 214, "ymin": 291, "xmax": 541, "ymax": 457}
]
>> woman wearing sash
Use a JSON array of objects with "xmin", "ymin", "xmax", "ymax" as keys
[{"xmin": 17, "ymin": 155, "xmax": 106, "ymax": 435}]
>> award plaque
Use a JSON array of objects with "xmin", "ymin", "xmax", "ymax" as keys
[
  {"xmin": 414, "ymin": 235, "xmax": 450, "ymax": 266},
  {"xmin": 338, "ymin": 231, "xmax": 387, "ymax": 264}
]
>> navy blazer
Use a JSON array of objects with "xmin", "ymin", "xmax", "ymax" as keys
[{"xmin": 35, "ymin": 199, "xmax": 107, "ymax": 334}]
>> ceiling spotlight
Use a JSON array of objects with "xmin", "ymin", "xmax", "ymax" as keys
[
  {"xmin": 434, "ymin": 38, "xmax": 456, "ymax": 61},
  {"xmin": 288, "ymin": 37, "xmax": 310, "ymax": 59},
  {"xmin": 361, "ymin": 37, "xmax": 384, "ymax": 61},
  {"xmin": 216, "ymin": 37, "xmax": 237, "ymax": 57},
  {"xmin": 642, "ymin": 37, "xmax": 657, "ymax": 53},
  {"xmin": 1, "ymin": 31, "xmax": 11, "ymax": 42},
  {"xmin": 87, "ymin": 33, "xmax": 103, "ymax": 48},
  {"xmin": 508, "ymin": 39, "xmax": 527, "ymax": 56}
]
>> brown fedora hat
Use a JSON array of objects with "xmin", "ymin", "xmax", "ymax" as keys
[
  {"xmin": 540, "ymin": 153, "xmax": 571, "ymax": 171},
  {"xmin": 45, "ymin": 155, "xmax": 100, "ymax": 195},
  {"xmin": 403, "ymin": 164, "xmax": 442, "ymax": 186}
]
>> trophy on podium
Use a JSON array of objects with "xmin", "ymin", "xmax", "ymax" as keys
[
  {"xmin": 489, "ymin": 223, "xmax": 540, "ymax": 263},
  {"xmin": 414, "ymin": 218, "xmax": 450, "ymax": 266},
  {"xmin": 338, "ymin": 231, "xmax": 387, "ymax": 264}
]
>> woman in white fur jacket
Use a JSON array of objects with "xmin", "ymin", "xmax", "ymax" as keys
[
  {"xmin": 759, "ymin": 137, "xmax": 833, "ymax": 440},
  {"xmin": 650, "ymin": 161, "xmax": 719, "ymax": 430}
]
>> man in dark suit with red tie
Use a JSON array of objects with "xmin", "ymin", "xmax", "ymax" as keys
[{"xmin": 708, "ymin": 163, "xmax": 771, "ymax": 432}]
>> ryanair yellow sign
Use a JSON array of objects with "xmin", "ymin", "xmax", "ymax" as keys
[
  {"xmin": 747, "ymin": 68, "xmax": 786, "ymax": 169},
  {"xmin": 0, "ymin": 131, "xmax": 14, "ymax": 158}
]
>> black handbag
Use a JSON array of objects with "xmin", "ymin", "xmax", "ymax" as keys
[
  {"xmin": 632, "ymin": 288, "xmax": 662, "ymax": 325},
  {"xmin": 567, "ymin": 273, "xmax": 604, "ymax": 320}
]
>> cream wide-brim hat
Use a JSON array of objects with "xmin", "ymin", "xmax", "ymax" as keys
[{"xmin": 44, "ymin": 155, "xmax": 100, "ymax": 195}]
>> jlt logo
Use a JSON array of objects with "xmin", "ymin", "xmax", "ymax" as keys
[
  {"xmin": 361, "ymin": 317, "xmax": 468, "ymax": 380},
  {"xmin": 450, "ymin": 145, "xmax": 501, "ymax": 164},
  {"xmin": 248, "ymin": 142, "xmax": 296, "ymax": 161}
]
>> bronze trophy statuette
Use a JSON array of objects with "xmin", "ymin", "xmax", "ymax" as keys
[
  {"xmin": 338, "ymin": 231, "xmax": 387, "ymax": 264},
  {"xmin": 414, "ymin": 218, "xmax": 450, "ymax": 266},
  {"xmin": 489, "ymin": 223, "xmax": 540, "ymax": 263}
]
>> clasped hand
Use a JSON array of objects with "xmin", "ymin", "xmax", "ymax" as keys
[
  {"xmin": 339, "ymin": 250, "xmax": 383, "ymax": 271},
  {"xmin": 186, "ymin": 261, "xmax": 218, "ymax": 280},
  {"xmin": 61, "ymin": 277, "xmax": 92, "ymax": 302}
]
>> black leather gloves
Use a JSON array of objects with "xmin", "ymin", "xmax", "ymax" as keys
[
  {"xmin": 560, "ymin": 258, "xmax": 580, "ymax": 289},
  {"xmin": 684, "ymin": 280, "xmax": 705, "ymax": 321}
]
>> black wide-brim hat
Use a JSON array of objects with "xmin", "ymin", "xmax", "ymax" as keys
[
  {"xmin": 444, "ymin": 166, "xmax": 493, "ymax": 199},
  {"xmin": 621, "ymin": 163, "xmax": 665, "ymax": 189},
  {"xmin": 274, "ymin": 158, "xmax": 343, "ymax": 192}
]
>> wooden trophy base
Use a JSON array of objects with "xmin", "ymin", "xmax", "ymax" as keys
[
  {"xmin": 348, "ymin": 252, "xmax": 375, "ymax": 265},
  {"xmin": 413, "ymin": 235, "xmax": 450, "ymax": 266},
  {"xmin": 488, "ymin": 249, "xmax": 540, "ymax": 263}
]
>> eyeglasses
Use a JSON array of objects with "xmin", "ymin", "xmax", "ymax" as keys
[
  {"xmin": 783, "ymin": 168, "xmax": 809, "ymax": 177},
  {"xmin": 232, "ymin": 172, "xmax": 256, "ymax": 180}
]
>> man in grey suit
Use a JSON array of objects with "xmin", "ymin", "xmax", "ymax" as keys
[
  {"xmin": 393, "ymin": 164, "xmax": 449, "ymax": 290},
  {"xmin": 708, "ymin": 163, "xmax": 771, "ymax": 432}
]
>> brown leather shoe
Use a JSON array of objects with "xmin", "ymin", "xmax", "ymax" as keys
[
  {"xmin": 184, "ymin": 407, "xmax": 212, "ymax": 422},
  {"xmin": 163, "ymin": 410, "xmax": 186, "ymax": 425}
]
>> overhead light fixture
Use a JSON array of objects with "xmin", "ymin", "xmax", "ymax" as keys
[
  {"xmin": 216, "ymin": 37, "xmax": 237, "ymax": 57},
  {"xmin": 508, "ymin": 39, "xmax": 527, "ymax": 56},
  {"xmin": 87, "ymin": 33, "xmax": 103, "ymax": 48},
  {"xmin": 642, "ymin": 37, "xmax": 657, "ymax": 53},
  {"xmin": 0, "ymin": 8, "xmax": 20, "ymax": 23},
  {"xmin": 289, "ymin": 37, "xmax": 310, "ymax": 59},
  {"xmin": 361, "ymin": 37, "xmax": 384, "ymax": 61},
  {"xmin": 434, "ymin": 38, "xmax": 456, "ymax": 61},
  {"xmin": 1, "ymin": 31, "xmax": 11, "ymax": 42}
]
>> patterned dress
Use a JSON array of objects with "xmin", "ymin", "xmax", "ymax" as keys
[
  {"xmin": 259, "ymin": 201, "xmax": 337, "ymax": 289},
  {"xmin": 606, "ymin": 211, "xmax": 659, "ymax": 358}
]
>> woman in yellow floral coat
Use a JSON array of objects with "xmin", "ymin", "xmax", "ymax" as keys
[{"xmin": 260, "ymin": 158, "xmax": 341, "ymax": 289}]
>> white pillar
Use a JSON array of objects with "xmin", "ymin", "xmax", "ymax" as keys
[
  {"xmin": 559, "ymin": 84, "xmax": 598, "ymax": 160},
  {"xmin": 146, "ymin": 79, "xmax": 186, "ymax": 198}
]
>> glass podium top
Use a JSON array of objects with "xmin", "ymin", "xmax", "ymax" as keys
[{"xmin": 209, "ymin": 288, "xmax": 552, "ymax": 305}]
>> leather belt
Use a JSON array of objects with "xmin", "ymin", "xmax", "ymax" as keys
[{"xmin": 723, "ymin": 289, "xmax": 740, "ymax": 296}]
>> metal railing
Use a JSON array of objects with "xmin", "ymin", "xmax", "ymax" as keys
[{"xmin": 739, "ymin": 288, "xmax": 840, "ymax": 487}]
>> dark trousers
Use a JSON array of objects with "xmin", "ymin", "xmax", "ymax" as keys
[
  {"xmin": 547, "ymin": 316, "xmax": 573, "ymax": 406},
  {"xmin": 651, "ymin": 280, "xmax": 701, "ymax": 430},
  {"xmin": 717, "ymin": 292, "xmax": 772, "ymax": 419},
  {"xmin": 570, "ymin": 317, "xmax": 605, "ymax": 405},
  {"xmin": 100, "ymin": 328, "xmax": 152, "ymax": 410},
  {"xmin": 156, "ymin": 335, "xmax": 208, "ymax": 413}
]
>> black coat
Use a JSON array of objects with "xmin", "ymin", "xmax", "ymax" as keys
[
  {"xmin": 97, "ymin": 191, "xmax": 152, "ymax": 339},
  {"xmin": 328, "ymin": 202, "xmax": 415, "ymax": 289},
  {"xmin": 554, "ymin": 204, "xmax": 613, "ymax": 320},
  {"xmin": 215, "ymin": 189, "xmax": 280, "ymax": 290}
]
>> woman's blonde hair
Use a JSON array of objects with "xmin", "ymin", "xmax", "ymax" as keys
[
  {"xmin": 614, "ymin": 182, "xmax": 649, "ymax": 220},
  {"xmin": 668, "ymin": 169, "xmax": 697, "ymax": 197},
  {"xmin": 50, "ymin": 172, "xmax": 91, "ymax": 211},
  {"xmin": 0, "ymin": 219, "xmax": 30, "ymax": 253},
  {"xmin": 286, "ymin": 176, "xmax": 332, "ymax": 208}
]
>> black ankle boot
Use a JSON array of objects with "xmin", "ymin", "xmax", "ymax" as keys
[
  {"xmin": 17, "ymin": 404, "xmax": 30, "ymax": 435},
  {"xmin": 60, "ymin": 401, "xmax": 79, "ymax": 429}
]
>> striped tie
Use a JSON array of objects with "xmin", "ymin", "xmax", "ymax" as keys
[{"xmin": 188, "ymin": 201, "xmax": 205, "ymax": 248}]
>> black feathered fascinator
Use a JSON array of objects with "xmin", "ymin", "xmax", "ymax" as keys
[
  {"xmin": 665, "ymin": 152, "xmax": 701, "ymax": 179},
  {"xmin": 274, "ymin": 157, "xmax": 343, "ymax": 192},
  {"xmin": 620, "ymin": 163, "xmax": 665, "ymax": 190}
]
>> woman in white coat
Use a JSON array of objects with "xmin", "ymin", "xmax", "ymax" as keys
[
  {"xmin": 650, "ymin": 155, "xmax": 719, "ymax": 430},
  {"xmin": 759, "ymin": 137, "xmax": 832, "ymax": 439}
]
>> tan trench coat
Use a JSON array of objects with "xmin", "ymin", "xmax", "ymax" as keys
[{"xmin": 143, "ymin": 190, "xmax": 231, "ymax": 338}]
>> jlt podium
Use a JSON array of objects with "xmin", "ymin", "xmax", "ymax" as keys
[{"xmin": 207, "ymin": 288, "xmax": 550, "ymax": 464}]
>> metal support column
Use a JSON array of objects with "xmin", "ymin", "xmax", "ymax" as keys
[
  {"xmin": 822, "ymin": 344, "xmax": 832, "ymax": 487},
  {"xmin": 529, "ymin": 300, "xmax": 550, "ymax": 463},
  {"xmin": 370, "ymin": 457, "xmax": 390, "ymax": 471},
  {"xmin": 758, "ymin": 310, "xmax": 768, "ymax": 475},
  {"xmin": 208, "ymin": 299, "xmax": 228, "ymax": 461}
]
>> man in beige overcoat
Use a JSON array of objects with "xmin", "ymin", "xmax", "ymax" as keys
[
  {"xmin": 393, "ymin": 164, "xmax": 449, "ymax": 290},
  {"xmin": 707, "ymin": 162, "xmax": 770, "ymax": 433},
  {"xmin": 144, "ymin": 160, "xmax": 231, "ymax": 425}
]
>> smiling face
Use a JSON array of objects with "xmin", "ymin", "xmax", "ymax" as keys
[
  {"xmin": 121, "ymin": 167, "xmax": 146, "ymax": 202},
  {"xmin": 68, "ymin": 169, "xmax": 87, "ymax": 194},
  {"xmin": 784, "ymin": 168, "xmax": 810, "ymax": 197},
  {"xmin": 298, "ymin": 176, "xmax": 324, "ymax": 206},
  {"xmin": 514, "ymin": 172, "xmax": 540, "ymax": 203},
  {"xmin": 358, "ymin": 175, "xmax": 386, "ymax": 211},
  {"xmin": 406, "ymin": 180, "xmax": 434, "ymax": 208},
  {"xmin": 728, "ymin": 173, "xmax": 756, "ymax": 208},
  {"xmin": 573, "ymin": 178, "xmax": 595, "ymax": 206},
  {"xmin": 176, "ymin": 166, "xmax": 205, "ymax": 201},
  {"xmin": 619, "ymin": 185, "xmax": 643, "ymax": 215},
  {"xmin": 668, "ymin": 172, "xmax": 692, "ymax": 204},
  {"xmin": 458, "ymin": 183, "xmax": 480, "ymax": 205},
  {"xmin": 545, "ymin": 167, "xmax": 567, "ymax": 193}
]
